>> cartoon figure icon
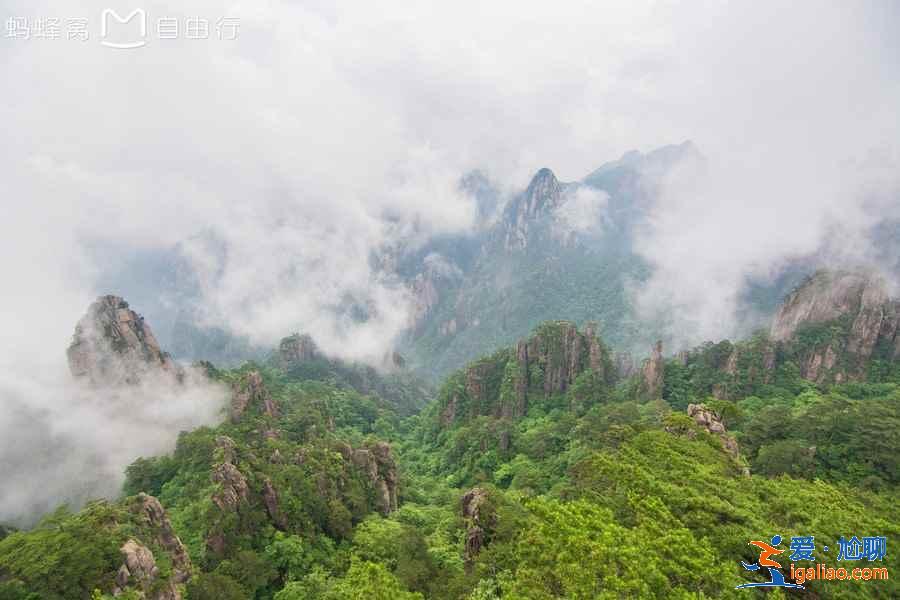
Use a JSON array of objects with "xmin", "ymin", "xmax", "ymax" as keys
[{"xmin": 735, "ymin": 535, "xmax": 805, "ymax": 590}]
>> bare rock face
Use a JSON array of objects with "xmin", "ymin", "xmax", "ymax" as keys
[
  {"xmin": 353, "ymin": 442, "xmax": 399, "ymax": 515},
  {"xmin": 443, "ymin": 321, "xmax": 611, "ymax": 425},
  {"xmin": 770, "ymin": 271, "xmax": 900, "ymax": 382},
  {"xmin": 115, "ymin": 539, "xmax": 180, "ymax": 600},
  {"xmin": 207, "ymin": 439, "xmax": 250, "ymax": 555},
  {"xmin": 615, "ymin": 351, "xmax": 636, "ymax": 379},
  {"xmin": 461, "ymin": 487, "xmax": 494, "ymax": 568},
  {"xmin": 231, "ymin": 370, "xmax": 280, "ymax": 422},
  {"xmin": 131, "ymin": 494, "xmax": 192, "ymax": 584},
  {"xmin": 520, "ymin": 321, "xmax": 610, "ymax": 400},
  {"xmin": 67, "ymin": 295, "xmax": 181, "ymax": 385},
  {"xmin": 502, "ymin": 168, "xmax": 564, "ymax": 250},
  {"xmin": 640, "ymin": 341, "xmax": 664, "ymax": 399},
  {"xmin": 408, "ymin": 272, "xmax": 440, "ymax": 335},
  {"xmin": 262, "ymin": 477, "xmax": 288, "ymax": 530},
  {"xmin": 211, "ymin": 462, "xmax": 249, "ymax": 512},
  {"xmin": 529, "ymin": 322, "xmax": 587, "ymax": 395},
  {"xmin": 464, "ymin": 360, "xmax": 500, "ymax": 419},
  {"xmin": 277, "ymin": 333, "xmax": 319, "ymax": 368}
]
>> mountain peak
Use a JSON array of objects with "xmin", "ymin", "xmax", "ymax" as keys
[
  {"xmin": 67, "ymin": 295, "xmax": 182, "ymax": 385},
  {"xmin": 526, "ymin": 167, "xmax": 558, "ymax": 191},
  {"xmin": 499, "ymin": 168, "xmax": 565, "ymax": 250},
  {"xmin": 769, "ymin": 269, "xmax": 899, "ymax": 383}
]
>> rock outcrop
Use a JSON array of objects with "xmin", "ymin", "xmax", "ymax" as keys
[
  {"xmin": 441, "ymin": 321, "xmax": 613, "ymax": 426},
  {"xmin": 680, "ymin": 404, "xmax": 748, "ymax": 476},
  {"xmin": 639, "ymin": 341, "xmax": 664, "ymax": 399},
  {"xmin": 115, "ymin": 539, "xmax": 181, "ymax": 600},
  {"xmin": 231, "ymin": 370, "xmax": 280, "ymax": 422},
  {"xmin": 501, "ymin": 168, "xmax": 566, "ymax": 250},
  {"xmin": 207, "ymin": 435, "xmax": 250, "ymax": 555},
  {"xmin": 461, "ymin": 487, "xmax": 495, "ymax": 568},
  {"xmin": 615, "ymin": 351, "xmax": 636, "ymax": 379},
  {"xmin": 409, "ymin": 272, "xmax": 441, "ymax": 335},
  {"xmin": 211, "ymin": 462, "xmax": 249, "ymax": 512},
  {"xmin": 130, "ymin": 494, "xmax": 192, "ymax": 584},
  {"xmin": 277, "ymin": 333, "xmax": 319, "ymax": 368},
  {"xmin": 771, "ymin": 271, "xmax": 900, "ymax": 382},
  {"xmin": 262, "ymin": 477, "xmax": 288, "ymax": 530},
  {"xmin": 67, "ymin": 295, "xmax": 181, "ymax": 385},
  {"xmin": 342, "ymin": 442, "xmax": 399, "ymax": 515}
]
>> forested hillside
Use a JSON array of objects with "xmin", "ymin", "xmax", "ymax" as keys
[{"xmin": 1, "ymin": 272, "xmax": 898, "ymax": 599}]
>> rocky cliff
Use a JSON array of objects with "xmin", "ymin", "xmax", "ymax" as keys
[
  {"xmin": 639, "ymin": 341, "xmax": 664, "ymax": 399},
  {"xmin": 110, "ymin": 494, "xmax": 193, "ymax": 600},
  {"xmin": 339, "ymin": 441, "xmax": 399, "ymax": 516},
  {"xmin": 67, "ymin": 295, "xmax": 181, "ymax": 385},
  {"xmin": 501, "ymin": 168, "xmax": 566, "ymax": 250},
  {"xmin": 277, "ymin": 333, "xmax": 320, "ymax": 367},
  {"xmin": 771, "ymin": 271, "xmax": 900, "ymax": 383},
  {"xmin": 439, "ymin": 321, "xmax": 614, "ymax": 426},
  {"xmin": 274, "ymin": 333, "xmax": 430, "ymax": 416},
  {"xmin": 231, "ymin": 370, "xmax": 281, "ymax": 422}
]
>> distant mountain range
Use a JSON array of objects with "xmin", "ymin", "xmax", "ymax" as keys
[{"xmin": 96, "ymin": 142, "xmax": 811, "ymax": 379}]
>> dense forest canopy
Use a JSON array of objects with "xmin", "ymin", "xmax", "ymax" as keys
[{"xmin": 2, "ymin": 277, "xmax": 899, "ymax": 598}]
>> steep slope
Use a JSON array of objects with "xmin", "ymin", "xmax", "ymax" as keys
[
  {"xmin": 274, "ymin": 333, "xmax": 433, "ymax": 416},
  {"xmin": 770, "ymin": 270, "xmax": 900, "ymax": 382},
  {"xmin": 657, "ymin": 269, "xmax": 900, "ymax": 407},
  {"xmin": 401, "ymin": 144, "xmax": 703, "ymax": 380}
]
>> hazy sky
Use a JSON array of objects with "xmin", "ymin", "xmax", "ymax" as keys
[
  {"xmin": 1, "ymin": 1, "xmax": 899, "ymax": 520},
  {"xmin": 2, "ymin": 0, "xmax": 899, "ymax": 362}
]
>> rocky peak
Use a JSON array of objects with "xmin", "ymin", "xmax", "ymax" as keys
[
  {"xmin": 770, "ymin": 270, "xmax": 900, "ymax": 382},
  {"xmin": 115, "ymin": 539, "xmax": 178, "ymax": 600},
  {"xmin": 230, "ymin": 370, "xmax": 280, "ymax": 422},
  {"xmin": 277, "ymin": 333, "xmax": 319, "ymax": 368},
  {"xmin": 441, "ymin": 321, "xmax": 612, "ymax": 426},
  {"xmin": 67, "ymin": 295, "xmax": 180, "ymax": 385},
  {"xmin": 339, "ymin": 441, "xmax": 399, "ymax": 515},
  {"xmin": 114, "ymin": 494, "xmax": 191, "ymax": 600},
  {"xmin": 461, "ymin": 487, "xmax": 495, "ymax": 568},
  {"xmin": 639, "ymin": 341, "xmax": 664, "ymax": 399},
  {"xmin": 130, "ymin": 494, "xmax": 192, "ymax": 584},
  {"xmin": 501, "ymin": 168, "xmax": 565, "ymax": 250},
  {"xmin": 772, "ymin": 271, "xmax": 881, "ymax": 341},
  {"xmin": 523, "ymin": 168, "xmax": 562, "ymax": 213}
]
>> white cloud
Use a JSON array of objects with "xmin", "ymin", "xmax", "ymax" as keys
[
  {"xmin": 0, "ymin": 0, "xmax": 899, "ymax": 520},
  {"xmin": 555, "ymin": 187, "xmax": 609, "ymax": 236}
]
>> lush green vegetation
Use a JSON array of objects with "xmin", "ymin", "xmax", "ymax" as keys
[{"xmin": 1, "ymin": 324, "xmax": 898, "ymax": 599}]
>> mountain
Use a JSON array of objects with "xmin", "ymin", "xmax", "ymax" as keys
[
  {"xmin": 67, "ymin": 295, "xmax": 182, "ymax": 385},
  {"xmin": 653, "ymin": 269, "xmax": 900, "ymax": 409},
  {"xmin": 2, "ymin": 273, "xmax": 899, "ymax": 598},
  {"xmin": 272, "ymin": 333, "xmax": 433, "ymax": 416},
  {"xmin": 398, "ymin": 142, "xmax": 705, "ymax": 380},
  {"xmin": 87, "ymin": 142, "xmax": 809, "ymax": 387}
]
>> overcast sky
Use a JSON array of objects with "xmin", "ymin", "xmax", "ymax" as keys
[
  {"xmin": 2, "ymin": 0, "xmax": 899, "ymax": 365},
  {"xmin": 1, "ymin": 0, "xmax": 899, "ymax": 523}
]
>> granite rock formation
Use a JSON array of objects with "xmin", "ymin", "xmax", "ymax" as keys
[
  {"xmin": 67, "ymin": 295, "xmax": 181, "ymax": 385},
  {"xmin": 231, "ymin": 370, "xmax": 280, "ymax": 422}
]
